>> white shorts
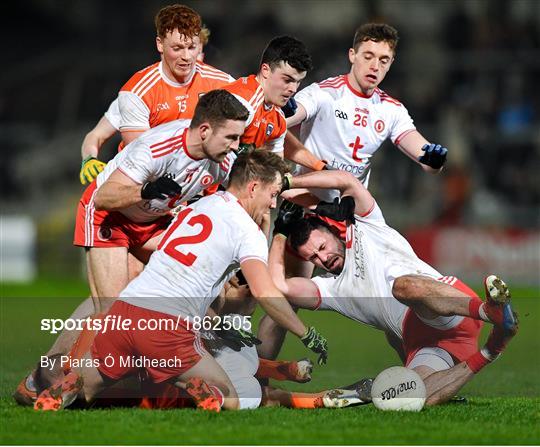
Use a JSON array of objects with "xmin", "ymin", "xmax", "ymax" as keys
[
  {"xmin": 407, "ymin": 346, "xmax": 455, "ymax": 372},
  {"xmin": 214, "ymin": 344, "xmax": 261, "ymax": 410}
]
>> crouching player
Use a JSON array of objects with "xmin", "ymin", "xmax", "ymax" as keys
[
  {"xmin": 268, "ymin": 169, "xmax": 518, "ymax": 406},
  {"xmin": 33, "ymin": 150, "xmax": 328, "ymax": 412}
]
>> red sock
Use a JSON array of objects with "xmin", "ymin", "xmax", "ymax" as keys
[
  {"xmin": 466, "ymin": 350, "xmax": 490, "ymax": 373},
  {"xmin": 256, "ymin": 358, "xmax": 297, "ymax": 381},
  {"xmin": 468, "ymin": 297, "xmax": 484, "ymax": 320}
]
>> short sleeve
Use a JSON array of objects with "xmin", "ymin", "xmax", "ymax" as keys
[
  {"xmin": 294, "ymin": 83, "xmax": 324, "ymax": 121},
  {"xmin": 238, "ymin": 230, "xmax": 268, "ymax": 265},
  {"xmin": 103, "ymin": 98, "xmax": 121, "ymax": 130},
  {"xmin": 116, "ymin": 141, "xmax": 155, "ymax": 185},
  {"xmin": 118, "ymin": 91, "xmax": 151, "ymax": 132},
  {"xmin": 355, "ymin": 201, "xmax": 386, "ymax": 225},
  {"xmin": 390, "ymin": 104, "xmax": 416, "ymax": 145}
]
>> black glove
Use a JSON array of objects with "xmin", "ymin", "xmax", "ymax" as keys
[
  {"xmin": 314, "ymin": 196, "xmax": 355, "ymax": 222},
  {"xmin": 301, "ymin": 326, "xmax": 328, "ymax": 365},
  {"xmin": 281, "ymin": 97, "xmax": 298, "ymax": 118},
  {"xmin": 141, "ymin": 175, "xmax": 182, "ymax": 200},
  {"xmin": 217, "ymin": 327, "xmax": 262, "ymax": 352},
  {"xmin": 273, "ymin": 199, "xmax": 304, "ymax": 237},
  {"xmin": 418, "ymin": 143, "xmax": 448, "ymax": 170}
]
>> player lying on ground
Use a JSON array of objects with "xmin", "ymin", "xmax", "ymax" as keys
[
  {"xmin": 265, "ymin": 169, "xmax": 518, "ymax": 406},
  {"xmin": 257, "ymin": 24, "xmax": 449, "ymax": 356},
  {"xmin": 29, "ymin": 277, "xmax": 369, "ymax": 411},
  {"xmin": 33, "ymin": 150, "xmax": 328, "ymax": 412}
]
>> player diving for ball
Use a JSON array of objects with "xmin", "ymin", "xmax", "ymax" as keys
[{"xmin": 267, "ymin": 169, "xmax": 518, "ymax": 406}]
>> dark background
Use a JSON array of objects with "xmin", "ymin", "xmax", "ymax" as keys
[{"xmin": 1, "ymin": 0, "xmax": 539, "ymax": 276}]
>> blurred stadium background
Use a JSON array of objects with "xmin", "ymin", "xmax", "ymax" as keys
[{"xmin": 0, "ymin": 0, "xmax": 539, "ymax": 287}]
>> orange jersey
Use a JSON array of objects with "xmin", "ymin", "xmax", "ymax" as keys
[
  {"xmin": 118, "ymin": 61, "xmax": 234, "ymax": 132},
  {"xmin": 224, "ymin": 75, "xmax": 287, "ymax": 152}
]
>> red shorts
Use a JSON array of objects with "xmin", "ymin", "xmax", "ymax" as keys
[
  {"xmin": 73, "ymin": 181, "xmax": 172, "ymax": 248},
  {"xmin": 402, "ymin": 277, "xmax": 483, "ymax": 365},
  {"xmin": 91, "ymin": 301, "xmax": 206, "ymax": 383}
]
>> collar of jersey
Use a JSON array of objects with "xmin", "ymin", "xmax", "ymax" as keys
[
  {"xmin": 159, "ymin": 61, "xmax": 196, "ymax": 87},
  {"xmin": 181, "ymin": 128, "xmax": 204, "ymax": 161},
  {"xmin": 345, "ymin": 74, "xmax": 374, "ymax": 99}
]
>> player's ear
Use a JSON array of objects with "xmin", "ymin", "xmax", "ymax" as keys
[
  {"xmin": 199, "ymin": 123, "xmax": 211, "ymax": 140},
  {"xmin": 260, "ymin": 63, "xmax": 272, "ymax": 79},
  {"xmin": 248, "ymin": 180, "xmax": 258, "ymax": 198},
  {"xmin": 156, "ymin": 36, "xmax": 164, "ymax": 54},
  {"xmin": 348, "ymin": 48, "xmax": 356, "ymax": 64}
]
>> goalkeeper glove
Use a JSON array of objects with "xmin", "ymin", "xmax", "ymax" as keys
[
  {"xmin": 273, "ymin": 199, "xmax": 304, "ymax": 237},
  {"xmin": 314, "ymin": 196, "xmax": 356, "ymax": 222},
  {"xmin": 217, "ymin": 327, "xmax": 262, "ymax": 352},
  {"xmin": 301, "ymin": 326, "xmax": 328, "ymax": 365},
  {"xmin": 80, "ymin": 156, "xmax": 106, "ymax": 185},
  {"xmin": 418, "ymin": 143, "xmax": 447, "ymax": 170},
  {"xmin": 281, "ymin": 97, "xmax": 298, "ymax": 118},
  {"xmin": 141, "ymin": 175, "xmax": 182, "ymax": 200}
]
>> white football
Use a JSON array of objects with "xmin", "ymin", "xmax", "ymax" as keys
[{"xmin": 371, "ymin": 366, "xmax": 426, "ymax": 412}]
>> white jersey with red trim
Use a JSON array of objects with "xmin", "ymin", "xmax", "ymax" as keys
[
  {"xmin": 120, "ymin": 191, "xmax": 268, "ymax": 319},
  {"xmin": 103, "ymin": 98, "xmax": 121, "ymax": 130},
  {"xmin": 295, "ymin": 75, "xmax": 415, "ymax": 200},
  {"xmin": 311, "ymin": 202, "xmax": 440, "ymax": 338},
  {"xmin": 95, "ymin": 119, "xmax": 235, "ymax": 223}
]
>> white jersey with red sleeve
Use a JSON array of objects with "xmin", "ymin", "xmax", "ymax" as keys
[
  {"xmin": 311, "ymin": 201, "xmax": 440, "ymax": 339},
  {"xmin": 95, "ymin": 119, "xmax": 234, "ymax": 223},
  {"xmin": 295, "ymin": 75, "xmax": 415, "ymax": 200},
  {"xmin": 120, "ymin": 191, "xmax": 268, "ymax": 320}
]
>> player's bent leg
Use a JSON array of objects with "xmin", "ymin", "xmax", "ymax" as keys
[
  {"xmin": 392, "ymin": 275, "xmax": 473, "ymax": 319},
  {"xmin": 178, "ymin": 351, "xmax": 240, "ymax": 410},
  {"xmin": 127, "ymin": 252, "xmax": 145, "ymax": 281},
  {"xmin": 86, "ymin": 246, "xmax": 129, "ymax": 306}
]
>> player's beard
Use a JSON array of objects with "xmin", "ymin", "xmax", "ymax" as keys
[{"xmin": 324, "ymin": 240, "xmax": 346, "ymax": 275}]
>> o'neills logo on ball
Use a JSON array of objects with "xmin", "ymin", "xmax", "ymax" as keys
[
  {"xmin": 375, "ymin": 120, "xmax": 385, "ymax": 133},
  {"xmin": 98, "ymin": 226, "xmax": 112, "ymax": 241},
  {"xmin": 381, "ymin": 380, "xmax": 417, "ymax": 400}
]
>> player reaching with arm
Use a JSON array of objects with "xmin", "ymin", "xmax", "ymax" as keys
[
  {"xmin": 34, "ymin": 150, "xmax": 328, "ymax": 412},
  {"xmin": 224, "ymin": 35, "xmax": 315, "ymax": 166},
  {"xmin": 284, "ymin": 23, "xmax": 447, "ymax": 196},
  {"xmin": 79, "ymin": 23, "xmax": 214, "ymax": 185},
  {"xmin": 267, "ymin": 169, "xmax": 518, "ymax": 406}
]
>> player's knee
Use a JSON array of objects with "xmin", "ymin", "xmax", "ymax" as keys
[
  {"xmin": 222, "ymin": 395, "xmax": 240, "ymax": 410},
  {"xmin": 392, "ymin": 275, "xmax": 423, "ymax": 302}
]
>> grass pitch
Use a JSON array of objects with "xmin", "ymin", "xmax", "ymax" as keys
[{"xmin": 1, "ymin": 278, "xmax": 539, "ymax": 445}]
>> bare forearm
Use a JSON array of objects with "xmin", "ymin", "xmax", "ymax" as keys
[
  {"xmin": 255, "ymin": 293, "xmax": 306, "ymax": 337},
  {"xmin": 284, "ymin": 133, "xmax": 325, "ymax": 170},
  {"xmin": 290, "ymin": 170, "xmax": 359, "ymax": 197},
  {"xmin": 268, "ymin": 234, "xmax": 288, "ymax": 292},
  {"xmin": 94, "ymin": 183, "xmax": 143, "ymax": 211}
]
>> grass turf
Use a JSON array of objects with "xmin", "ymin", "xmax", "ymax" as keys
[{"xmin": 1, "ymin": 278, "xmax": 539, "ymax": 445}]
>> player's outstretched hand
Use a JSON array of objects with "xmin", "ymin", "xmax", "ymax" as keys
[
  {"xmin": 80, "ymin": 157, "xmax": 107, "ymax": 185},
  {"xmin": 301, "ymin": 326, "xmax": 328, "ymax": 365},
  {"xmin": 281, "ymin": 97, "xmax": 298, "ymax": 118},
  {"xmin": 274, "ymin": 199, "xmax": 304, "ymax": 237},
  {"xmin": 217, "ymin": 327, "xmax": 262, "ymax": 352},
  {"xmin": 314, "ymin": 196, "xmax": 356, "ymax": 222},
  {"xmin": 418, "ymin": 143, "xmax": 448, "ymax": 170},
  {"xmin": 141, "ymin": 175, "xmax": 182, "ymax": 200}
]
